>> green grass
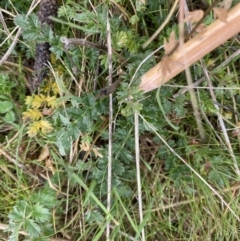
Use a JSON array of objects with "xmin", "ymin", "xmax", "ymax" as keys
[{"xmin": 0, "ymin": 0, "xmax": 240, "ymax": 240}]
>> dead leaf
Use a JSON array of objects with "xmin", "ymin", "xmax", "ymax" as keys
[
  {"xmin": 92, "ymin": 147, "xmax": 103, "ymax": 158},
  {"xmin": 46, "ymin": 158, "xmax": 55, "ymax": 174},
  {"xmin": 38, "ymin": 145, "xmax": 49, "ymax": 162},
  {"xmin": 80, "ymin": 142, "xmax": 90, "ymax": 151},
  {"xmin": 42, "ymin": 108, "xmax": 54, "ymax": 116},
  {"xmin": 184, "ymin": 10, "xmax": 204, "ymax": 24},
  {"xmin": 213, "ymin": 8, "xmax": 228, "ymax": 23},
  {"xmin": 164, "ymin": 31, "xmax": 178, "ymax": 55},
  {"xmin": 22, "ymin": 108, "xmax": 43, "ymax": 121}
]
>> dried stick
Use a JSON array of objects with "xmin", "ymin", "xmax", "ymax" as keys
[
  {"xmin": 139, "ymin": 3, "xmax": 240, "ymax": 92},
  {"xmin": 106, "ymin": 12, "xmax": 113, "ymax": 241},
  {"xmin": 61, "ymin": 37, "xmax": 107, "ymax": 51}
]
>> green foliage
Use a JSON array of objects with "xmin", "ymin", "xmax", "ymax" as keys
[
  {"xmin": 2, "ymin": 0, "xmax": 240, "ymax": 240},
  {"xmin": 51, "ymin": 93, "xmax": 107, "ymax": 155},
  {"xmin": 14, "ymin": 14, "xmax": 47, "ymax": 42},
  {"xmin": 7, "ymin": 187, "xmax": 58, "ymax": 241},
  {"xmin": 0, "ymin": 74, "xmax": 18, "ymax": 124}
]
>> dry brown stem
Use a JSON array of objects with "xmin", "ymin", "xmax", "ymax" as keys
[{"xmin": 139, "ymin": 3, "xmax": 240, "ymax": 93}]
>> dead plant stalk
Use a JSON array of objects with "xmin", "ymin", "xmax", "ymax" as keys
[{"xmin": 140, "ymin": 3, "xmax": 240, "ymax": 92}]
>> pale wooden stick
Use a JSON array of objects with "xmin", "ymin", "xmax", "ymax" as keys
[{"xmin": 139, "ymin": 3, "xmax": 240, "ymax": 93}]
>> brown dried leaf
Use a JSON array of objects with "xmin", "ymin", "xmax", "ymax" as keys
[
  {"xmin": 184, "ymin": 10, "xmax": 204, "ymax": 24},
  {"xmin": 46, "ymin": 158, "xmax": 55, "ymax": 174},
  {"xmin": 164, "ymin": 31, "xmax": 178, "ymax": 55},
  {"xmin": 38, "ymin": 145, "xmax": 49, "ymax": 162},
  {"xmin": 80, "ymin": 142, "xmax": 90, "ymax": 151},
  {"xmin": 92, "ymin": 147, "xmax": 103, "ymax": 158},
  {"xmin": 42, "ymin": 108, "xmax": 54, "ymax": 116},
  {"xmin": 213, "ymin": 8, "xmax": 228, "ymax": 23}
]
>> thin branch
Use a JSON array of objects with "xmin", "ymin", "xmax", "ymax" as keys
[
  {"xmin": 134, "ymin": 111, "xmax": 145, "ymax": 240},
  {"xmin": 106, "ymin": 11, "xmax": 113, "ymax": 241},
  {"xmin": 61, "ymin": 37, "xmax": 107, "ymax": 51},
  {"xmin": 180, "ymin": 0, "xmax": 206, "ymax": 141}
]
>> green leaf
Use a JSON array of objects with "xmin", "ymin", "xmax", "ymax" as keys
[
  {"xmin": 130, "ymin": 15, "xmax": 139, "ymax": 25},
  {"xmin": 24, "ymin": 219, "xmax": 41, "ymax": 238},
  {"xmin": 8, "ymin": 200, "xmax": 31, "ymax": 222},
  {"xmin": 59, "ymin": 113, "xmax": 71, "ymax": 126},
  {"xmin": 0, "ymin": 101, "xmax": 13, "ymax": 113},
  {"xmin": 56, "ymin": 130, "xmax": 71, "ymax": 156},
  {"xmin": 84, "ymin": 210, "xmax": 104, "ymax": 223},
  {"xmin": 14, "ymin": 14, "xmax": 29, "ymax": 29},
  {"xmin": 32, "ymin": 203, "xmax": 50, "ymax": 223},
  {"xmin": 8, "ymin": 232, "xmax": 19, "ymax": 241},
  {"xmin": 30, "ymin": 188, "xmax": 57, "ymax": 208},
  {"xmin": 4, "ymin": 111, "xmax": 16, "ymax": 123}
]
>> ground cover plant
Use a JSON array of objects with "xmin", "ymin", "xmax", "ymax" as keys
[{"xmin": 1, "ymin": 0, "xmax": 240, "ymax": 240}]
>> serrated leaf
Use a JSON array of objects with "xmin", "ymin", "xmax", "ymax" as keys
[
  {"xmin": 7, "ymin": 232, "xmax": 19, "ymax": 241},
  {"xmin": 14, "ymin": 14, "xmax": 29, "ymax": 29},
  {"xmin": 25, "ymin": 95, "xmax": 45, "ymax": 108},
  {"xmin": 22, "ymin": 109, "xmax": 43, "ymax": 121},
  {"xmin": 32, "ymin": 203, "xmax": 50, "ymax": 223},
  {"xmin": 22, "ymin": 29, "xmax": 45, "ymax": 42},
  {"xmin": 74, "ymin": 11, "xmax": 96, "ymax": 23},
  {"xmin": 39, "ymin": 120, "xmax": 53, "ymax": 134},
  {"xmin": 27, "ymin": 121, "xmax": 42, "ymax": 137},
  {"xmin": 45, "ymin": 95, "xmax": 59, "ymax": 108},
  {"xmin": 84, "ymin": 210, "xmax": 104, "ymax": 223},
  {"xmin": 30, "ymin": 188, "xmax": 57, "ymax": 208},
  {"xmin": 56, "ymin": 130, "xmax": 71, "ymax": 156},
  {"xmin": 59, "ymin": 113, "xmax": 71, "ymax": 126},
  {"xmin": 24, "ymin": 219, "xmax": 41, "ymax": 238},
  {"xmin": 8, "ymin": 206, "xmax": 25, "ymax": 222}
]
